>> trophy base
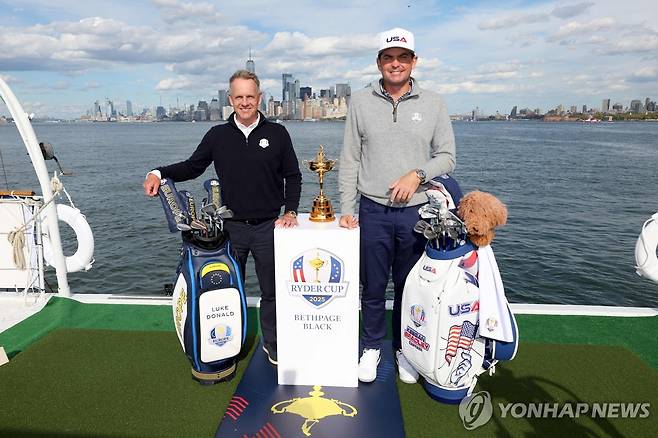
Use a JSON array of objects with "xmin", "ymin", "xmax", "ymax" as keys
[{"xmin": 309, "ymin": 196, "xmax": 335, "ymax": 222}]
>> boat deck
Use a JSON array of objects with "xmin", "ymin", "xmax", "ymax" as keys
[{"xmin": 1, "ymin": 296, "xmax": 656, "ymax": 437}]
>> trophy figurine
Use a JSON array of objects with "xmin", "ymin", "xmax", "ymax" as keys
[
  {"xmin": 304, "ymin": 145, "xmax": 337, "ymax": 222},
  {"xmin": 309, "ymin": 251, "xmax": 325, "ymax": 283}
]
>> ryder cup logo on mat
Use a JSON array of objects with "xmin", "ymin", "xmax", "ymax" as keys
[
  {"xmin": 259, "ymin": 138, "xmax": 269, "ymax": 148},
  {"xmin": 287, "ymin": 248, "xmax": 348, "ymax": 308},
  {"xmin": 208, "ymin": 323, "xmax": 233, "ymax": 347},
  {"xmin": 410, "ymin": 304, "xmax": 426, "ymax": 327}
]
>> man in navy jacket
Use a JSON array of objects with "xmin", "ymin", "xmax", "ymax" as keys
[{"xmin": 144, "ymin": 70, "xmax": 302, "ymax": 365}]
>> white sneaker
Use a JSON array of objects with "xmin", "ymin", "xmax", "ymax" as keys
[
  {"xmin": 358, "ymin": 348, "xmax": 381, "ymax": 383},
  {"xmin": 396, "ymin": 350, "xmax": 419, "ymax": 384}
]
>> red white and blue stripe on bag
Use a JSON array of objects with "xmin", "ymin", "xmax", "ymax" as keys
[{"xmin": 445, "ymin": 321, "xmax": 477, "ymax": 364}]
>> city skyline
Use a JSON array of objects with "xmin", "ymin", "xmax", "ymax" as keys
[{"xmin": 1, "ymin": 0, "xmax": 657, "ymax": 118}]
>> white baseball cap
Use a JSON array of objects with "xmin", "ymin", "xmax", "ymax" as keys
[{"xmin": 378, "ymin": 27, "xmax": 415, "ymax": 54}]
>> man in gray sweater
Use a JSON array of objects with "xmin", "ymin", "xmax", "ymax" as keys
[{"xmin": 338, "ymin": 28, "xmax": 456, "ymax": 383}]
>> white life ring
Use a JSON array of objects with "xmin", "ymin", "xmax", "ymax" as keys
[
  {"xmin": 635, "ymin": 213, "xmax": 658, "ymax": 283},
  {"xmin": 43, "ymin": 204, "xmax": 94, "ymax": 273}
]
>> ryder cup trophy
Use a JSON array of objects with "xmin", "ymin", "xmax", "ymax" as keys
[{"xmin": 304, "ymin": 145, "xmax": 336, "ymax": 222}]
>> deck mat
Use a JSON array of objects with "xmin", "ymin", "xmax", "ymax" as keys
[
  {"xmin": 216, "ymin": 341, "xmax": 404, "ymax": 438},
  {"xmin": 2, "ymin": 329, "xmax": 656, "ymax": 437},
  {"xmin": 0, "ymin": 301, "xmax": 657, "ymax": 437}
]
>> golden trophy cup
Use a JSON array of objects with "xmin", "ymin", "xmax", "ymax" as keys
[{"xmin": 304, "ymin": 145, "xmax": 337, "ymax": 222}]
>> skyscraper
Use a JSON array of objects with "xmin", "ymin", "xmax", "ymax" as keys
[
  {"xmin": 602, "ymin": 99, "xmax": 610, "ymax": 113},
  {"xmin": 630, "ymin": 100, "xmax": 642, "ymax": 113},
  {"xmin": 335, "ymin": 83, "xmax": 351, "ymax": 98},
  {"xmin": 246, "ymin": 47, "xmax": 255, "ymax": 73},
  {"xmin": 282, "ymin": 73, "xmax": 293, "ymax": 101},
  {"xmin": 218, "ymin": 89, "xmax": 229, "ymax": 119},
  {"xmin": 126, "ymin": 100, "xmax": 133, "ymax": 117},
  {"xmin": 300, "ymin": 86, "xmax": 312, "ymax": 100}
]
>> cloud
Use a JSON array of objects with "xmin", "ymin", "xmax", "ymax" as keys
[
  {"xmin": 627, "ymin": 66, "xmax": 658, "ymax": 83},
  {"xmin": 78, "ymin": 81, "xmax": 101, "ymax": 91},
  {"xmin": 0, "ymin": 74, "xmax": 18, "ymax": 83},
  {"xmin": 262, "ymin": 32, "xmax": 376, "ymax": 58},
  {"xmin": 597, "ymin": 34, "xmax": 658, "ymax": 55},
  {"xmin": 547, "ymin": 17, "xmax": 616, "ymax": 42},
  {"xmin": 476, "ymin": 61, "xmax": 522, "ymax": 74},
  {"xmin": 433, "ymin": 81, "xmax": 515, "ymax": 95},
  {"xmin": 479, "ymin": 12, "xmax": 550, "ymax": 30},
  {"xmin": 0, "ymin": 17, "xmax": 266, "ymax": 72},
  {"xmin": 155, "ymin": 75, "xmax": 199, "ymax": 91},
  {"xmin": 52, "ymin": 80, "xmax": 70, "ymax": 90},
  {"xmin": 151, "ymin": 0, "xmax": 222, "ymax": 24},
  {"xmin": 551, "ymin": 2, "xmax": 595, "ymax": 19},
  {"xmin": 479, "ymin": 2, "xmax": 597, "ymax": 32}
]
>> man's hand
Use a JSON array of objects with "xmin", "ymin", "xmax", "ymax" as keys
[
  {"xmin": 275, "ymin": 212, "xmax": 299, "ymax": 228},
  {"xmin": 143, "ymin": 173, "xmax": 161, "ymax": 197},
  {"xmin": 388, "ymin": 171, "xmax": 422, "ymax": 203},
  {"xmin": 339, "ymin": 215, "xmax": 359, "ymax": 229}
]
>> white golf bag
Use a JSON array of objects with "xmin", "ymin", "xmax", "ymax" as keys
[{"xmin": 401, "ymin": 179, "xmax": 519, "ymax": 404}]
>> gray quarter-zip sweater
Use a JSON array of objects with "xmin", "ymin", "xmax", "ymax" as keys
[{"xmin": 338, "ymin": 78, "xmax": 456, "ymax": 215}]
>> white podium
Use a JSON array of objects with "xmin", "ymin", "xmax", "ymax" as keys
[{"xmin": 274, "ymin": 214, "xmax": 359, "ymax": 387}]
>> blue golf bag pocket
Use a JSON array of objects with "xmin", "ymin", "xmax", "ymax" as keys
[{"xmin": 171, "ymin": 237, "xmax": 246, "ymax": 383}]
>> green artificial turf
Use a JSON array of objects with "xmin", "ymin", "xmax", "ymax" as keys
[
  {"xmin": 1, "ymin": 329, "xmax": 656, "ymax": 438},
  {"xmin": 397, "ymin": 343, "xmax": 658, "ymax": 437},
  {"xmin": 1, "ymin": 297, "xmax": 657, "ymax": 437},
  {"xmin": 0, "ymin": 328, "xmax": 255, "ymax": 438}
]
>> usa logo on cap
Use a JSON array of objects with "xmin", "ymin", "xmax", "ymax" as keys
[{"xmin": 379, "ymin": 27, "xmax": 415, "ymax": 53}]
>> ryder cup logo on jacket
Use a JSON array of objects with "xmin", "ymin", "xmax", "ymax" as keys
[
  {"xmin": 259, "ymin": 138, "xmax": 269, "ymax": 148},
  {"xmin": 287, "ymin": 248, "xmax": 348, "ymax": 308}
]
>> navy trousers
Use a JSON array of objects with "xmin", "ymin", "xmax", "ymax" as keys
[
  {"xmin": 359, "ymin": 196, "xmax": 425, "ymax": 351},
  {"xmin": 224, "ymin": 218, "xmax": 277, "ymax": 348}
]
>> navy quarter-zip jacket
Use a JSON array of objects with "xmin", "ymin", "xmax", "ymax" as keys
[{"xmin": 158, "ymin": 112, "xmax": 302, "ymax": 220}]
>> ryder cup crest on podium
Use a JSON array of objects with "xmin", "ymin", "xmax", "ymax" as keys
[
  {"xmin": 304, "ymin": 145, "xmax": 336, "ymax": 222},
  {"xmin": 289, "ymin": 248, "xmax": 348, "ymax": 308}
]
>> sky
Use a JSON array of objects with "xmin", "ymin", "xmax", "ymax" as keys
[{"xmin": 1, "ymin": 0, "xmax": 657, "ymax": 118}]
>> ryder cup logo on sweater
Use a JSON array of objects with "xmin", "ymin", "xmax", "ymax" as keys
[
  {"xmin": 288, "ymin": 248, "xmax": 348, "ymax": 308},
  {"xmin": 259, "ymin": 138, "xmax": 269, "ymax": 148}
]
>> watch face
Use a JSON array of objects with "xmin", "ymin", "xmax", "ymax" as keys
[{"xmin": 417, "ymin": 169, "xmax": 426, "ymax": 180}]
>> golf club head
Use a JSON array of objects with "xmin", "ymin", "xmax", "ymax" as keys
[
  {"xmin": 420, "ymin": 206, "xmax": 440, "ymax": 219},
  {"xmin": 414, "ymin": 220, "xmax": 430, "ymax": 234},
  {"xmin": 423, "ymin": 228, "xmax": 438, "ymax": 240},
  {"xmin": 190, "ymin": 218, "xmax": 208, "ymax": 231},
  {"xmin": 218, "ymin": 209, "xmax": 234, "ymax": 219},
  {"xmin": 176, "ymin": 223, "xmax": 192, "ymax": 232},
  {"xmin": 201, "ymin": 203, "xmax": 217, "ymax": 218}
]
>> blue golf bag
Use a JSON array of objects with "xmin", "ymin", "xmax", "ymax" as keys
[{"xmin": 159, "ymin": 178, "xmax": 247, "ymax": 384}]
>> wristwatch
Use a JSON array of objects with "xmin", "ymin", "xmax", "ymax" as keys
[
  {"xmin": 285, "ymin": 210, "xmax": 297, "ymax": 218},
  {"xmin": 415, "ymin": 169, "xmax": 427, "ymax": 184}
]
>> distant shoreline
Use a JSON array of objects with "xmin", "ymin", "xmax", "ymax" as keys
[{"xmin": 2, "ymin": 117, "xmax": 657, "ymax": 124}]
